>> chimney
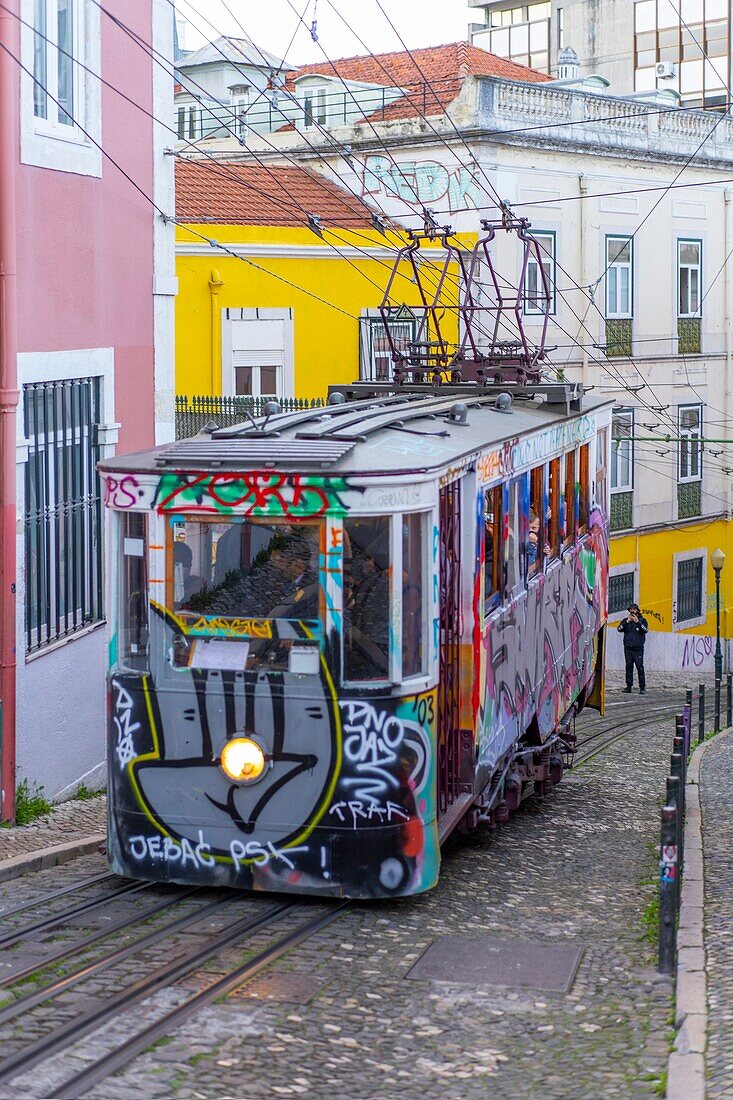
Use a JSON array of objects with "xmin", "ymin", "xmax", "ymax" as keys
[{"xmin": 557, "ymin": 46, "xmax": 580, "ymax": 81}]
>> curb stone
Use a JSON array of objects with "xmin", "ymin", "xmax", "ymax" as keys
[
  {"xmin": 666, "ymin": 729, "xmax": 731, "ymax": 1100},
  {"xmin": 0, "ymin": 833, "xmax": 106, "ymax": 883}
]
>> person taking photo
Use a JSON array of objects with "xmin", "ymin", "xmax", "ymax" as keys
[{"xmin": 618, "ymin": 603, "xmax": 649, "ymax": 694}]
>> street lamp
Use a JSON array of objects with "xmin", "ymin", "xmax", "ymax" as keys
[{"xmin": 711, "ymin": 547, "xmax": 726, "ymax": 683}]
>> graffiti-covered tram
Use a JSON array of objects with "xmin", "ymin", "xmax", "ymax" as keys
[{"xmin": 101, "ymin": 384, "xmax": 611, "ymax": 899}]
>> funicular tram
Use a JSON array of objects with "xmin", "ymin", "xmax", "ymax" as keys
[{"xmin": 101, "ymin": 210, "xmax": 612, "ymax": 899}]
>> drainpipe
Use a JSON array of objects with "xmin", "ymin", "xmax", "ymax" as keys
[
  {"xmin": 724, "ymin": 191, "xmax": 733, "ymax": 668},
  {"xmin": 579, "ymin": 173, "xmax": 588, "ymax": 378},
  {"xmin": 209, "ymin": 268, "xmax": 224, "ymax": 396},
  {"xmin": 0, "ymin": 4, "xmax": 19, "ymax": 821}
]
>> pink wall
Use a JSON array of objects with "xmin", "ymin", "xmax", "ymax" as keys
[{"xmin": 15, "ymin": 3, "xmax": 156, "ymax": 453}]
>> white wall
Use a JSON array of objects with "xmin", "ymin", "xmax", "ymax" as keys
[{"xmin": 606, "ymin": 623, "xmax": 728, "ymax": 677}]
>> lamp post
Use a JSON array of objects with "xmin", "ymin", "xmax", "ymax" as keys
[{"xmin": 711, "ymin": 547, "xmax": 726, "ymax": 683}]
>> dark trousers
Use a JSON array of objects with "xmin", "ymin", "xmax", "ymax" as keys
[{"xmin": 625, "ymin": 646, "xmax": 645, "ymax": 690}]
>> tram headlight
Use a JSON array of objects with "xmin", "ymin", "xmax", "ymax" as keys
[{"xmin": 220, "ymin": 737, "xmax": 266, "ymax": 783}]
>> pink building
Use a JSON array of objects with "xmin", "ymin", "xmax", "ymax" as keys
[{"xmin": 0, "ymin": 1, "xmax": 175, "ymax": 816}]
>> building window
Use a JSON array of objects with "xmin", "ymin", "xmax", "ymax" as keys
[
  {"xmin": 609, "ymin": 570, "xmax": 636, "ymax": 615},
  {"xmin": 223, "ymin": 312, "xmax": 294, "ymax": 399},
  {"xmin": 303, "ymin": 86, "xmax": 328, "ymax": 129},
  {"xmin": 24, "ymin": 378, "xmax": 103, "ymax": 653},
  {"xmin": 524, "ymin": 231, "xmax": 555, "ymax": 315},
  {"xmin": 33, "ymin": 0, "xmax": 78, "ymax": 128},
  {"xmin": 678, "ymin": 239, "xmax": 702, "ymax": 317},
  {"xmin": 676, "ymin": 555, "xmax": 704, "ymax": 625},
  {"xmin": 360, "ymin": 317, "xmax": 418, "ymax": 381},
  {"xmin": 486, "ymin": 2, "xmax": 551, "ymax": 71},
  {"xmin": 678, "ymin": 238, "xmax": 702, "ymax": 353},
  {"xmin": 634, "ymin": 0, "xmax": 729, "ymax": 107},
  {"xmin": 678, "ymin": 404, "xmax": 702, "ymax": 483},
  {"xmin": 606, "ymin": 236, "xmax": 633, "ymax": 318},
  {"xmin": 557, "ymin": 6, "xmax": 564, "ymax": 48},
  {"xmin": 611, "ymin": 408, "xmax": 634, "ymax": 492}
]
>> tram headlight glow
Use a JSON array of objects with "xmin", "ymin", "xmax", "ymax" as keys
[{"xmin": 220, "ymin": 737, "xmax": 266, "ymax": 782}]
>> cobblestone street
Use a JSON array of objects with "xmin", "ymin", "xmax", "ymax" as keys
[{"xmin": 0, "ymin": 678, "xmax": 687, "ymax": 1100}]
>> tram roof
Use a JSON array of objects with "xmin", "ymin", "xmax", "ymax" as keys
[{"xmin": 100, "ymin": 385, "xmax": 615, "ymax": 479}]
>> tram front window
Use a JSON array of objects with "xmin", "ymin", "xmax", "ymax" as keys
[
  {"xmin": 344, "ymin": 516, "xmax": 390, "ymax": 682},
  {"xmin": 167, "ymin": 518, "xmax": 322, "ymax": 672}
]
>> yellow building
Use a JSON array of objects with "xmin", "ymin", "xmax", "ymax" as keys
[{"xmin": 175, "ymin": 159, "xmax": 460, "ymax": 402}]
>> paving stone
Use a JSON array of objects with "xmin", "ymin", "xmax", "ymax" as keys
[{"xmin": 699, "ymin": 730, "xmax": 733, "ymax": 1099}]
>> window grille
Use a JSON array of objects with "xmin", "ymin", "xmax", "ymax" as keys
[
  {"xmin": 678, "ymin": 480, "xmax": 702, "ymax": 519},
  {"xmin": 360, "ymin": 318, "xmax": 417, "ymax": 381},
  {"xmin": 610, "ymin": 490, "xmax": 633, "ymax": 531},
  {"xmin": 609, "ymin": 571, "xmax": 635, "ymax": 615},
  {"xmin": 676, "ymin": 557, "xmax": 703, "ymax": 624},
  {"xmin": 24, "ymin": 378, "xmax": 103, "ymax": 653}
]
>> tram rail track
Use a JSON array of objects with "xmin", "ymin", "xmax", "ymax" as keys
[
  {"xmin": 0, "ymin": 879, "xmax": 148, "ymax": 950},
  {"xmin": 572, "ymin": 694, "xmax": 718, "ymax": 767},
  {"xmin": 0, "ymin": 899, "xmax": 296, "ymax": 1086},
  {"xmin": 0, "ymin": 893, "xmax": 349, "ymax": 1099},
  {"xmin": 0, "ymin": 870, "xmax": 115, "ymax": 920}
]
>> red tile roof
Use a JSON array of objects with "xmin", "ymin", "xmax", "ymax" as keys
[
  {"xmin": 280, "ymin": 42, "xmax": 548, "ymax": 129},
  {"xmin": 175, "ymin": 158, "xmax": 387, "ymax": 228},
  {"xmin": 288, "ymin": 41, "xmax": 550, "ymax": 90}
]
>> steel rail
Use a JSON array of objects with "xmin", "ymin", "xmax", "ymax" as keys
[
  {"xmin": 0, "ymin": 880, "xmax": 148, "ymax": 949},
  {"xmin": 0, "ymin": 871, "xmax": 115, "ymax": 920},
  {"xmin": 50, "ymin": 902, "xmax": 350, "ymax": 1100},
  {"xmin": 0, "ymin": 886, "xmax": 196, "ymax": 989},
  {"xmin": 0, "ymin": 890, "xmax": 232, "ymax": 1026},
  {"xmin": 0, "ymin": 900, "xmax": 295, "ymax": 1084}
]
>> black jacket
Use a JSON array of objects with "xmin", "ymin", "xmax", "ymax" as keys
[{"xmin": 617, "ymin": 614, "xmax": 649, "ymax": 650}]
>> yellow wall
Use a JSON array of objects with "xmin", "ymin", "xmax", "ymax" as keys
[
  {"xmin": 175, "ymin": 222, "xmax": 463, "ymax": 401},
  {"xmin": 611, "ymin": 519, "xmax": 732, "ymax": 639}
]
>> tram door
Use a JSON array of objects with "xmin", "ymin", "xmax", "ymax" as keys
[{"xmin": 437, "ymin": 479, "xmax": 463, "ymax": 816}]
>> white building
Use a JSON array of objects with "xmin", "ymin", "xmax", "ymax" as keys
[
  {"xmin": 176, "ymin": 41, "xmax": 733, "ymax": 671},
  {"xmin": 469, "ymin": 0, "xmax": 730, "ymax": 110}
]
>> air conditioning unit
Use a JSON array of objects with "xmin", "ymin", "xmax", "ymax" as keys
[{"xmin": 655, "ymin": 61, "xmax": 676, "ymax": 79}]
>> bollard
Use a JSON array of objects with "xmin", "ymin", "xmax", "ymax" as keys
[
  {"xmin": 676, "ymin": 715, "xmax": 688, "ymax": 761},
  {"xmin": 666, "ymin": 773, "xmax": 684, "ymax": 885},
  {"xmin": 673, "ymin": 737, "xmax": 686, "ymax": 784},
  {"xmin": 659, "ymin": 804, "xmax": 679, "ymax": 974},
  {"xmin": 727, "ymin": 674, "xmax": 732, "ymax": 729},
  {"xmin": 686, "ymin": 687, "xmax": 693, "ymax": 710},
  {"xmin": 698, "ymin": 683, "xmax": 705, "ymax": 743},
  {"xmin": 715, "ymin": 679, "xmax": 722, "ymax": 733}
]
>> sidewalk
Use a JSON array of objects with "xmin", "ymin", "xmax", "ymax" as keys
[
  {"xmin": 0, "ymin": 794, "xmax": 106, "ymax": 881},
  {"xmin": 697, "ymin": 729, "xmax": 733, "ymax": 1100}
]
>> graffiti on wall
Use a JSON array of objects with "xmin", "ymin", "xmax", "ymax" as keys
[
  {"xmin": 476, "ymin": 506, "xmax": 607, "ymax": 773},
  {"xmin": 109, "ymin": 594, "xmax": 439, "ymax": 898},
  {"xmin": 476, "ymin": 417, "xmax": 597, "ymax": 485},
  {"xmin": 152, "ymin": 471, "xmax": 362, "ymax": 517},
  {"xmin": 360, "ymin": 155, "xmax": 480, "ymax": 213}
]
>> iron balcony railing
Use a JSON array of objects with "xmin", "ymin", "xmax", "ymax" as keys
[{"xmin": 175, "ymin": 394, "xmax": 325, "ymax": 439}]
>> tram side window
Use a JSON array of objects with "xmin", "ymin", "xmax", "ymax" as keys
[
  {"xmin": 564, "ymin": 450, "xmax": 576, "ymax": 546},
  {"xmin": 528, "ymin": 466, "xmax": 544, "ymax": 577},
  {"xmin": 595, "ymin": 429, "xmax": 608, "ymax": 516},
  {"xmin": 547, "ymin": 458, "xmax": 561, "ymax": 559},
  {"xmin": 119, "ymin": 512, "xmax": 148, "ymax": 670},
  {"xmin": 484, "ymin": 486, "xmax": 501, "ymax": 610},
  {"xmin": 402, "ymin": 513, "xmax": 425, "ymax": 678},
  {"xmin": 344, "ymin": 516, "xmax": 390, "ymax": 681},
  {"xmin": 579, "ymin": 443, "xmax": 590, "ymax": 533},
  {"xmin": 505, "ymin": 480, "xmax": 522, "ymax": 594}
]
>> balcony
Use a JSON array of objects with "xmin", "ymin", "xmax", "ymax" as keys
[
  {"xmin": 678, "ymin": 480, "xmax": 702, "ymax": 520},
  {"xmin": 610, "ymin": 491, "xmax": 633, "ymax": 532},
  {"xmin": 605, "ymin": 319, "xmax": 633, "ymax": 358},
  {"xmin": 678, "ymin": 317, "xmax": 701, "ymax": 355}
]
